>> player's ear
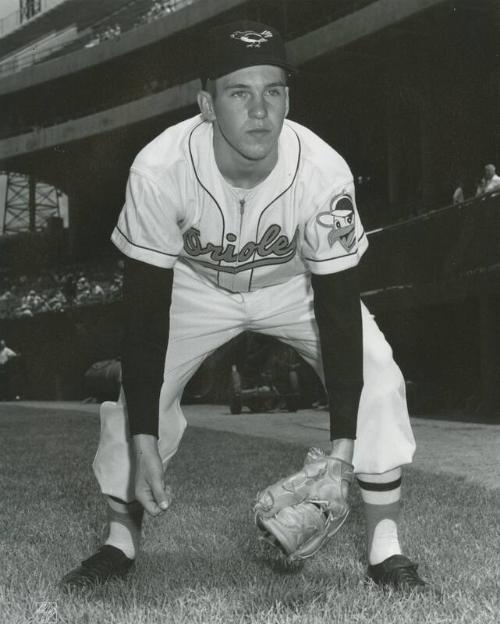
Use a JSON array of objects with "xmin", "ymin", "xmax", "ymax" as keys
[
  {"xmin": 284, "ymin": 86, "xmax": 290, "ymax": 118},
  {"xmin": 198, "ymin": 90, "xmax": 216, "ymax": 122}
]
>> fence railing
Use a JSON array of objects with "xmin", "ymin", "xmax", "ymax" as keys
[
  {"xmin": 0, "ymin": 23, "xmax": 79, "ymax": 76},
  {"xmin": 0, "ymin": 0, "xmax": 196, "ymax": 78}
]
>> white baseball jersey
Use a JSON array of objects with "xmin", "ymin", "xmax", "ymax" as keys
[
  {"xmin": 95, "ymin": 115, "xmax": 417, "ymax": 502},
  {"xmin": 112, "ymin": 114, "xmax": 368, "ymax": 292}
]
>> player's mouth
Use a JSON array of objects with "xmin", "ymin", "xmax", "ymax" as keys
[{"xmin": 247, "ymin": 128, "xmax": 271, "ymax": 137}]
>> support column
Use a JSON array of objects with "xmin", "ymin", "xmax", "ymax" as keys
[
  {"xmin": 28, "ymin": 174, "xmax": 36, "ymax": 232},
  {"xmin": 66, "ymin": 189, "xmax": 87, "ymax": 261}
]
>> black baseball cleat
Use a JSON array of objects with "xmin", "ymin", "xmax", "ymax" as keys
[
  {"xmin": 367, "ymin": 554, "xmax": 429, "ymax": 593},
  {"xmin": 59, "ymin": 545, "xmax": 135, "ymax": 591}
]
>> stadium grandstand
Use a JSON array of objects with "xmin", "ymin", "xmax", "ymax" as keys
[
  {"xmin": 0, "ymin": 0, "xmax": 197, "ymax": 76},
  {"xmin": 0, "ymin": 0, "xmax": 498, "ymax": 417}
]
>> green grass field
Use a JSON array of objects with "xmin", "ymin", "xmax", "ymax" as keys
[{"xmin": 0, "ymin": 405, "xmax": 499, "ymax": 624}]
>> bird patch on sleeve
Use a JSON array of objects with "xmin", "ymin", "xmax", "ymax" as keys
[{"xmin": 316, "ymin": 194, "xmax": 356, "ymax": 253}]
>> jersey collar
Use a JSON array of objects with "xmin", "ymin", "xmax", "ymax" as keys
[{"xmin": 188, "ymin": 119, "xmax": 301, "ymax": 207}]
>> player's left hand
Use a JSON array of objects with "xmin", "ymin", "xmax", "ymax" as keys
[
  {"xmin": 254, "ymin": 448, "xmax": 354, "ymax": 561},
  {"xmin": 132, "ymin": 434, "xmax": 172, "ymax": 516}
]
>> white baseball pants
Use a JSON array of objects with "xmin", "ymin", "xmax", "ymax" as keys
[{"xmin": 93, "ymin": 261, "xmax": 415, "ymax": 502}]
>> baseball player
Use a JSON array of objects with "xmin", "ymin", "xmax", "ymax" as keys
[{"xmin": 61, "ymin": 21, "xmax": 428, "ymax": 593}]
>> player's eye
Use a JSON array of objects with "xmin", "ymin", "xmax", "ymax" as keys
[
  {"xmin": 230, "ymin": 90, "xmax": 248, "ymax": 99},
  {"xmin": 347, "ymin": 215, "xmax": 353, "ymax": 224},
  {"xmin": 335, "ymin": 221, "xmax": 341, "ymax": 229}
]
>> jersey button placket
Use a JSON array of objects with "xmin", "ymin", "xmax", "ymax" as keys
[{"xmin": 233, "ymin": 197, "xmax": 246, "ymax": 292}]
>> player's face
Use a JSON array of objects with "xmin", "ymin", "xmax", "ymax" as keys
[{"xmin": 204, "ymin": 65, "xmax": 289, "ymax": 163}]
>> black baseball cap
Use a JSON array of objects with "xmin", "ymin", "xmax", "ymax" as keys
[{"xmin": 200, "ymin": 20, "xmax": 295, "ymax": 86}]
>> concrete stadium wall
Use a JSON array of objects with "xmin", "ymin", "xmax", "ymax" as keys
[
  {"xmin": 2, "ymin": 293, "xmax": 497, "ymax": 416},
  {"xmin": 1, "ymin": 302, "xmax": 325, "ymax": 408}
]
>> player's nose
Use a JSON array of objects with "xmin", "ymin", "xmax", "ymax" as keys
[{"xmin": 248, "ymin": 95, "xmax": 267, "ymax": 119}]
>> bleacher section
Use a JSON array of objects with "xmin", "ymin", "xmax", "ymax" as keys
[
  {"xmin": 0, "ymin": 256, "xmax": 123, "ymax": 319},
  {"xmin": 0, "ymin": 0, "xmax": 197, "ymax": 77},
  {"xmin": 0, "ymin": 0, "xmax": 128, "ymax": 58},
  {"xmin": 0, "ymin": 24, "xmax": 80, "ymax": 75}
]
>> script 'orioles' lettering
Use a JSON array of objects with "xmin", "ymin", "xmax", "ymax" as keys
[{"xmin": 183, "ymin": 224, "xmax": 299, "ymax": 271}]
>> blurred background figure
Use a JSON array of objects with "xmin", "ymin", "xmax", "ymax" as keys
[
  {"xmin": 476, "ymin": 164, "xmax": 500, "ymax": 197},
  {"xmin": 452, "ymin": 178, "xmax": 465, "ymax": 205},
  {"xmin": 0, "ymin": 338, "xmax": 20, "ymax": 400}
]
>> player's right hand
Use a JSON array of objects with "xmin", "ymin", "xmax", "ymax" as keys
[{"xmin": 132, "ymin": 434, "xmax": 172, "ymax": 516}]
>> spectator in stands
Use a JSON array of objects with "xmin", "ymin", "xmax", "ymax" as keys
[
  {"xmin": 86, "ymin": 24, "xmax": 122, "ymax": 48},
  {"xmin": 142, "ymin": 0, "xmax": 176, "ymax": 25},
  {"xmin": 452, "ymin": 179, "xmax": 465, "ymax": 205},
  {"xmin": 62, "ymin": 273, "xmax": 77, "ymax": 303},
  {"xmin": 92, "ymin": 283, "xmax": 105, "ymax": 300},
  {"xmin": 0, "ymin": 260, "xmax": 123, "ymax": 319},
  {"xmin": 31, "ymin": 293, "xmax": 46, "ymax": 312},
  {"xmin": 109, "ymin": 275, "xmax": 123, "ymax": 300},
  {"xmin": 475, "ymin": 164, "xmax": 500, "ymax": 197},
  {"xmin": 76, "ymin": 275, "xmax": 91, "ymax": 293},
  {"xmin": 15, "ymin": 304, "xmax": 34, "ymax": 318},
  {"xmin": 0, "ymin": 288, "xmax": 14, "ymax": 302},
  {"xmin": 48, "ymin": 289, "xmax": 68, "ymax": 311},
  {"xmin": 0, "ymin": 339, "xmax": 17, "ymax": 365},
  {"xmin": 22, "ymin": 290, "xmax": 37, "ymax": 307}
]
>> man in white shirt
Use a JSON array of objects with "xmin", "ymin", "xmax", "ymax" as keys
[{"xmin": 476, "ymin": 164, "xmax": 500, "ymax": 197}]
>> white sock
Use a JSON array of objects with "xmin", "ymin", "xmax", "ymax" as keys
[
  {"xmin": 368, "ymin": 517, "xmax": 401, "ymax": 565},
  {"xmin": 104, "ymin": 496, "xmax": 143, "ymax": 560}
]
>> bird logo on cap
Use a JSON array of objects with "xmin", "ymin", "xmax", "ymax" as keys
[
  {"xmin": 230, "ymin": 29, "xmax": 273, "ymax": 48},
  {"xmin": 316, "ymin": 194, "xmax": 356, "ymax": 252}
]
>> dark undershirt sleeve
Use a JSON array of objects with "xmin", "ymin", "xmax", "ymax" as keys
[
  {"xmin": 311, "ymin": 267, "xmax": 363, "ymax": 440},
  {"xmin": 121, "ymin": 256, "xmax": 173, "ymax": 437}
]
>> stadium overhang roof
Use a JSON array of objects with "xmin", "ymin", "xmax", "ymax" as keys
[{"xmin": 0, "ymin": 0, "xmax": 494, "ymax": 172}]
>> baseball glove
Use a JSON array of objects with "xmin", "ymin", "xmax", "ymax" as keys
[{"xmin": 254, "ymin": 448, "xmax": 354, "ymax": 562}]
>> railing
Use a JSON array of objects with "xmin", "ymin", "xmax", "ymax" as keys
[
  {"xmin": 0, "ymin": 24, "xmax": 79, "ymax": 76},
  {"xmin": 361, "ymin": 192, "xmax": 500, "ymax": 293},
  {"xmin": 0, "ymin": 0, "xmax": 66, "ymax": 39}
]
